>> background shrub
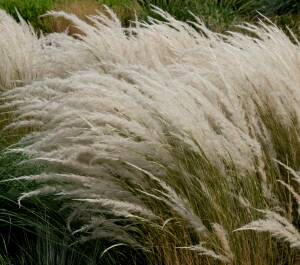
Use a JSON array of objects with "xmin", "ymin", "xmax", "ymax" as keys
[
  {"xmin": 0, "ymin": 0, "xmax": 54, "ymax": 31},
  {"xmin": 0, "ymin": 0, "xmax": 299, "ymax": 34}
]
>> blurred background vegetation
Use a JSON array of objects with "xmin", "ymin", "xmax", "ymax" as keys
[{"xmin": 0, "ymin": 0, "xmax": 299, "ymax": 35}]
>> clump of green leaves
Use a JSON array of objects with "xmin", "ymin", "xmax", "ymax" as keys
[{"xmin": 0, "ymin": 0, "xmax": 54, "ymax": 31}]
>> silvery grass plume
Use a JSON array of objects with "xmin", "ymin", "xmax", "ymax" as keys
[
  {"xmin": 236, "ymin": 161, "xmax": 300, "ymax": 250},
  {"xmin": 0, "ymin": 9, "xmax": 40, "ymax": 89},
  {"xmin": 0, "ymin": 10, "xmax": 96, "ymax": 90},
  {"xmin": 45, "ymin": 7, "xmax": 300, "ymax": 171},
  {"xmin": 2, "ymin": 6, "xmax": 300, "ymax": 264}
]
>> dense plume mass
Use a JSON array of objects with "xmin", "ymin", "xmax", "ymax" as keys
[{"xmin": 1, "ymin": 6, "xmax": 300, "ymax": 264}]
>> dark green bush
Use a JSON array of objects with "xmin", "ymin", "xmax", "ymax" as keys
[{"xmin": 261, "ymin": 0, "xmax": 300, "ymax": 15}]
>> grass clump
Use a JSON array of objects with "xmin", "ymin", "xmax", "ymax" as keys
[{"xmin": 1, "ymin": 5, "xmax": 300, "ymax": 265}]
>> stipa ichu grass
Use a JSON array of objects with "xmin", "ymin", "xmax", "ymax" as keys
[{"xmin": 1, "ymin": 6, "xmax": 300, "ymax": 264}]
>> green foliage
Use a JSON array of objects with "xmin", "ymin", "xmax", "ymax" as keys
[
  {"xmin": 0, "ymin": 0, "xmax": 299, "ymax": 34},
  {"xmin": 261, "ymin": 0, "xmax": 300, "ymax": 15},
  {"xmin": 137, "ymin": 0, "xmax": 299, "ymax": 32},
  {"xmin": 0, "ymin": 0, "xmax": 54, "ymax": 31}
]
